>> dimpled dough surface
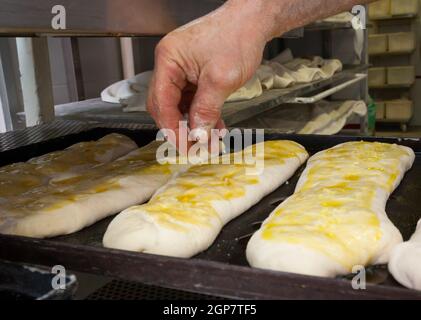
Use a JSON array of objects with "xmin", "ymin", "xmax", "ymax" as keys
[
  {"xmin": 103, "ymin": 140, "xmax": 309, "ymax": 258},
  {"xmin": 26, "ymin": 133, "xmax": 138, "ymax": 179},
  {"xmin": 0, "ymin": 139, "xmax": 186, "ymax": 238},
  {"xmin": 0, "ymin": 133, "xmax": 137, "ymax": 202},
  {"xmin": 247, "ymin": 141, "xmax": 415, "ymax": 277}
]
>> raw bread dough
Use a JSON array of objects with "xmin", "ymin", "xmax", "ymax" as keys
[
  {"xmin": 0, "ymin": 140, "xmax": 187, "ymax": 238},
  {"xmin": 271, "ymin": 57, "xmax": 342, "ymax": 88},
  {"xmin": 0, "ymin": 133, "xmax": 137, "ymax": 201},
  {"xmin": 27, "ymin": 133, "xmax": 138, "ymax": 178},
  {"xmin": 0, "ymin": 163, "xmax": 48, "ymax": 201},
  {"xmin": 265, "ymin": 63, "xmax": 296, "ymax": 89},
  {"xmin": 256, "ymin": 55, "xmax": 343, "ymax": 91},
  {"xmin": 247, "ymin": 141, "xmax": 415, "ymax": 277},
  {"xmin": 226, "ymin": 75, "xmax": 263, "ymax": 102},
  {"xmin": 256, "ymin": 65, "xmax": 276, "ymax": 90},
  {"xmin": 298, "ymin": 100, "xmax": 367, "ymax": 135},
  {"xmin": 389, "ymin": 219, "xmax": 421, "ymax": 291},
  {"xmin": 103, "ymin": 140, "xmax": 308, "ymax": 257}
]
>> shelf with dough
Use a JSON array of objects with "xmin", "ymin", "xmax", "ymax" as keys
[
  {"xmin": 233, "ymin": 100, "xmax": 367, "ymax": 136},
  {"xmin": 54, "ymin": 64, "xmax": 368, "ymax": 129},
  {"xmin": 222, "ymin": 64, "xmax": 368, "ymax": 126}
]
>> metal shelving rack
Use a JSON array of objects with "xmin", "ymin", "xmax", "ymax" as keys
[
  {"xmin": 53, "ymin": 65, "xmax": 368, "ymax": 130},
  {"xmin": 234, "ymin": 15, "xmax": 370, "ymax": 134},
  {"xmin": 0, "ymin": 0, "xmax": 369, "ymax": 134}
]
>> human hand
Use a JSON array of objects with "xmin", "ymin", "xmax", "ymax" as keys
[{"xmin": 147, "ymin": 0, "xmax": 275, "ymax": 150}]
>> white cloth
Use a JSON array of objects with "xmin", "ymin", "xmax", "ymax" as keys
[
  {"xmin": 389, "ymin": 219, "xmax": 421, "ymax": 291},
  {"xmin": 101, "ymin": 71, "xmax": 153, "ymax": 112}
]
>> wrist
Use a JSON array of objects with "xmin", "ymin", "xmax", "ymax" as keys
[{"xmin": 224, "ymin": 0, "xmax": 289, "ymax": 42}]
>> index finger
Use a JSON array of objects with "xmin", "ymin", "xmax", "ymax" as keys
[{"xmin": 146, "ymin": 56, "xmax": 188, "ymax": 150}]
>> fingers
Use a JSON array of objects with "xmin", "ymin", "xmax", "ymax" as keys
[
  {"xmin": 147, "ymin": 61, "xmax": 184, "ymax": 128},
  {"xmin": 188, "ymin": 69, "xmax": 234, "ymax": 142},
  {"xmin": 147, "ymin": 47, "xmax": 193, "ymax": 151},
  {"xmin": 146, "ymin": 73, "xmax": 160, "ymax": 122},
  {"xmin": 147, "ymin": 39, "xmax": 235, "ymax": 153},
  {"xmin": 215, "ymin": 118, "xmax": 226, "ymax": 130},
  {"xmin": 178, "ymin": 83, "xmax": 197, "ymax": 115}
]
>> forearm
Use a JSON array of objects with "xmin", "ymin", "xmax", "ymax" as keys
[
  {"xmin": 223, "ymin": 0, "xmax": 373, "ymax": 41},
  {"xmin": 148, "ymin": 0, "xmax": 375, "ymax": 140}
]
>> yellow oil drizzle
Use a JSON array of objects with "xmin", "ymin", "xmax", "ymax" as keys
[
  {"xmin": 138, "ymin": 141, "xmax": 307, "ymax": 231},
  {"xmin": 0, "ymin": 172, "xmax": 46, "ymax": 198},
  {"xmin": 0, "ymin": 139, "xmax": 173, "ymax": 213},
  {"xmin": 27, "ymin": 133, "xmax": 136, "ymax": 176},
  {"xmin": 0, "ymin": 133, "xmax": 136, "ymax": 201},
  {"xmin": 261, "ymin": 141, "xmax": 410, "ymax": 271}
]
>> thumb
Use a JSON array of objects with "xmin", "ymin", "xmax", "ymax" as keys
[{"xmin": 189, "ymin": 73, "xmax": 233, "ymax": 142}]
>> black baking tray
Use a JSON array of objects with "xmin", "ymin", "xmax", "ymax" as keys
[
  {"xmin": 1, "ymin": 127, "xmax": 421, "ymax": 299},
  {"xmin": 0, "ymin": 260, "xmax": 77, "ymax": 300}
]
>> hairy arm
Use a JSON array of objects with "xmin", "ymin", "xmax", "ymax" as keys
[
  {"xmin": 147, "ymin": 0, "xmax": 373, "ymax": 149},
  {"xmin": 251, "ymin": 0, "xmax": 371, "ymax": 41}
]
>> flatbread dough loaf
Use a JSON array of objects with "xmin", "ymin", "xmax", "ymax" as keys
[
  {"xmin": 0, "ymin": 162, "xmax": 48, "ymax": 202},
  {"xmin": 226, "ymin": 75, "xmax": 263, "ymax": 102},
  {"xmin": 0, "ymin": 140, "xmax": 187, "ymax": 238},
  {"xmin": 103, "ymin": 140, "xmax": 308, "ymax": 257},
  {"xmin": 27, "ymin": 133, "xmax": 138, "ymax": 178},
  {"xmin": 256, "ymin": 56, "xmax": 343, "ymax": 90},
  {"xmin": 389, "ymin": 218, "xmax": 421, "ymax": 291},
  {"xmin": 247, "ymin": 141, "xmax": 415, "ymax": 277},
  {"xmin": 0, "ymin": 133, "xmax": 137, "ymax": 202}
]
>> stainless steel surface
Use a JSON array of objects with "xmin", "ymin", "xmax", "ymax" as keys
[
  {"xmin": 0, "ymin": 0, "xmax": 224, "ymax": 36},
  {"xmin": 0, "ymin": 51, "xmax": 12, "ymax": 132},
  {"xmin": 55, "ymin": 99, "xmax": 156, "ymax": 125},
  {"xmin": 285, "ymin": 73, "xmax": 367, "ymax": 104},
  {"xmin": 0, "ymin": 0, "xmax": 305, "ymax": 38},
  {"xmin": 16, "ymin": 38, "xmax": 55, "ymax": 126},
  {"xmin": 305, "ymin": 21, "xmax": 353, "ymax": 31},
  {"xmin": 0, "ymin": 39, "xmax": 23, "ymax": 131}
]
